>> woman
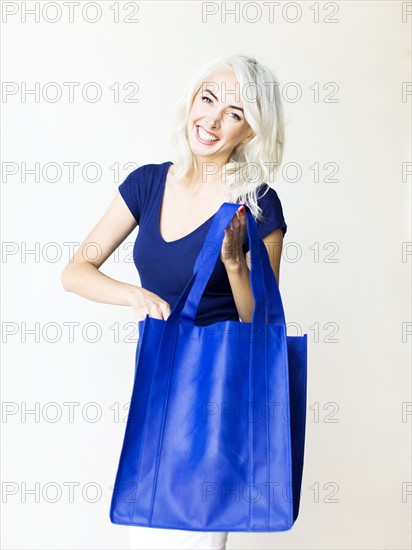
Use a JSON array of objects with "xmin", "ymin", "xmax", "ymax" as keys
[{"xmin": 61, "ymin": 53, "xmax": 287, "ymax": 549}]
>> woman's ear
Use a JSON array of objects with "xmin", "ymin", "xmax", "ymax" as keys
[{"xmin": 242, "ymin": 132, "xmax": 255, "ymax": 144}]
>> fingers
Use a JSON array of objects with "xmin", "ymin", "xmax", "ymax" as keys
[
  {"xmin": 227, "ymin": 202, "xmax": 246, "ymax": 230},
  {"xmin": 134, "ymin": 300, "xmax": 171, "ymax": 321},
  {"xmin": 159, "ymin": 301, "xmax": 172, "ymax": 321},
  {"xmin": 230, "ymin": 204, "xmax": 246, "ymax": 242},
  {"xmin": 132, "ymin": 288, "xmax": 172, "ymax": 322},
  {"xmin": 222, "ymin": 204, "xmax": 247, "ymax": 264},
  {"xmin": 148, "ymin": 301, "xmax": 171, "ymax": 320}
]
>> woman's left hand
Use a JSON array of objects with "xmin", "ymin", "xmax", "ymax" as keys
[{"xmin": 220, "ymin": 202, "xmax": 247, "ymax": 271}]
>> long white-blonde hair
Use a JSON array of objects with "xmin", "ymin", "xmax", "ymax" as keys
[{"xmin": 168, "ymin": 53, "xmax": 285, "ymax": 222}]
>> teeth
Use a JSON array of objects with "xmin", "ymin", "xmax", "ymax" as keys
[{"xmin": 198, "ymin": 126, "xmax": 218, "ymax": 141}]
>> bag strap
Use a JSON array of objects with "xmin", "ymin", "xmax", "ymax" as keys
[{"xmin": 168, "ymin": 203, "xmax": 285, "ymax": 326}]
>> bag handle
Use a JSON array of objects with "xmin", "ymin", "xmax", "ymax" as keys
[
  {"xmin": 186, "ymin": 203, "xmax": 266, "ymax": 324},
  {"xmin": 190, "ymin": 203, "xmax": 286, "ymax": 326},
  {"xmin": 167, "ymin": 203, "xmax": 285, "ymax": 326}
]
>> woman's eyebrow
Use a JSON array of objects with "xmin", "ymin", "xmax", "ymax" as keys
[{"xmin": 203, "ymin": 89, "xmax": 244, "ymax": 114}]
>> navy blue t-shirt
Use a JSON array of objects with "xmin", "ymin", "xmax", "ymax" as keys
[{"xmin": 118, "ymin": 161, "xmax": 287, "ymax": 326}]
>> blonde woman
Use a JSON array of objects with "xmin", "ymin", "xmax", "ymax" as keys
[{"xmin": 61, "ymin": 53, "xmax": 287, "ymax": 550}]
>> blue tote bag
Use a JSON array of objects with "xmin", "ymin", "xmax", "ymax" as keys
[{"xmin": 110, "ymin": 202, "xmax": 308, "ymax": 532}]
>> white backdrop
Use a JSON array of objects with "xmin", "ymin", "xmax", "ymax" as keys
[{"xmin": 1, "ymin": 1, "xmax": 411, "ymax": 549}]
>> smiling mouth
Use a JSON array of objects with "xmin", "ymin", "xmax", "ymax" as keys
[{"xmin": 196, "ymin": 125, "xmax": 220, "ymax": 143}]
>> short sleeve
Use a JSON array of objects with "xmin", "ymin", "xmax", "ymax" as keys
[
  {"xmin": 242, "ymin": 185, "xmax": 287, "ymax": 253},
  {"xmin": 118, "ymin": 168, "xmax": 143, "ymax": 223}
]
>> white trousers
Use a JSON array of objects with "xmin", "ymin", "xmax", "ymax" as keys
[{"xmin": 128, "ymin": 525, "xmax": 229, "ymax": 549}]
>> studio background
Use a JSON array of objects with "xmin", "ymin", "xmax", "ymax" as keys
[{"xmin": 1, "ymin": 1, "xmax": 411, "ymax": 549}]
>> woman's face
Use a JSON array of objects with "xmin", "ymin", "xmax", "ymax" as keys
[{"xmin": 187, "ymin": 70, "xmax": 255, "ymax": 167}]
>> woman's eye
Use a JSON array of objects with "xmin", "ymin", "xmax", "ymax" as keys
[
  {"xmin": 201, "ymin": 95, "xmax": 242, "ymax": 121},
  {"xmin": 230, "ymin": 113, "xmax": 241, "ymax": 121}
]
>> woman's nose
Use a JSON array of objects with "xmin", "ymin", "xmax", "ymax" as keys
[{"xmin": 203, "ymin": 116, "xmax": 220, "ymax": 129}]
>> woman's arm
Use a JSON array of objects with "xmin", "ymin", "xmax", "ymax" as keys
[
  {"xmin": 60, "ymin": 192, "xmax": 171, "ymax": 320},
  {"xmin": 60, "ymin": 192, "xmax": 139, "ymax": 305},
  {"xmin": 225, "ymin": 228, "xmax": 284, "ymax": 323}
]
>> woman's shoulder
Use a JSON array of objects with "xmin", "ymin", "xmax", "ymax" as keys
[
  {"xmin": 253, "ymin": 182, "xmax": 287, "ymax": 237},
  {"xmin": 256, "ymin": 182, "xmax": 282, "ymax": 201},
  {"xmin": 126, "ymin": 160, "xmax": 171, "ymax": 179},
  {"xmin": 117, "ymin": 161, "xmax": 171, "ymax": 221},
  {"xmin": 122, "ymin": 160, "xmax": 171, "ymax": 196}
]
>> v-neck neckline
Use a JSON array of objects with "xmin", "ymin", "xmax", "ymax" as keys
[{"xmin": 156, "ymin": 161, "xmax": 218, "ymax": 245}]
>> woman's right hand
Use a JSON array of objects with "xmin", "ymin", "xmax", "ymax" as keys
[{"xmin": 126, "ymin": 287, "xmax": 172, "ymax": 321}]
